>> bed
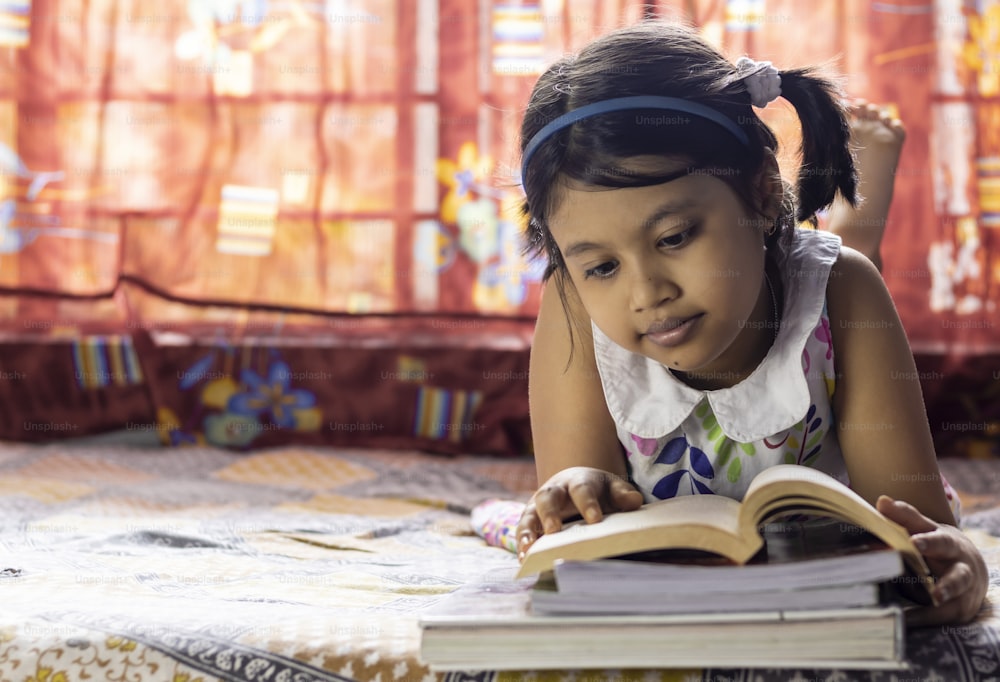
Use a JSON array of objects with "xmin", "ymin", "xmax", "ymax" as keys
[{"xmin": 2, "ymin": 442, "xmax": 1000, "ymax": 682}]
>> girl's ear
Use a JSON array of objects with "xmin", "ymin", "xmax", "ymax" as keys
[{"xmin": 754, "ymin": 149, "xmax": 784, "ymax": 221}]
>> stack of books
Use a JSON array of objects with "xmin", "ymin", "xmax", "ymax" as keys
[{"xmin": 420, "ymin": 465, "xmax": 933, "ymax": 671}]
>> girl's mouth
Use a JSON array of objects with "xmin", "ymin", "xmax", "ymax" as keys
[{"xmin": 644, "ymin": 314, "xmax": 703, "ymax": 348}]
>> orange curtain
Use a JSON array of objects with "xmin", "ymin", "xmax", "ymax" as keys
[
  {"xmin": 0, "ymin": 0, "xmax": 639, "ymax": 326},
  {"xmin": 1, "ymin": 0, "xmax": 997, "ymax": 351}
]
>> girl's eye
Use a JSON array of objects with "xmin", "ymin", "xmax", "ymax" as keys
[
  {"xmin": 581, "ymin": 224, "xmax": 698, "ymax": 281},
  {"xmin": 658, "ymin": 223, "xmax": 699, "ymax": 249},
  {"xmin": 583, "ymin": 261, "xmax": 618, "ymax": 280}
]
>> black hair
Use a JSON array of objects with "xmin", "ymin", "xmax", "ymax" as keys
[{"xmin": 519, "ymin": 22, "xmax": 858, "ymax": 355}]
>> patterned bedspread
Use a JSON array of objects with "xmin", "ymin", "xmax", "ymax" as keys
[{"xmin": 1, "ymin": 443, "xmax": 1000, "ymax": 682}]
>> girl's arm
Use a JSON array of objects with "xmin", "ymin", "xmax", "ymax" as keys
[
  {"xmin": 827, "ymin": 245, "xmax": 986, "ymax": 624},
  {"xmin": 826, "ymin": 246, "xmax": 952, "ymax": 521},
  {"xmin": 516, "ymin": 280, "xmax": 643, "ymax": 559},
  {"xmin": 529, "ymin": 280, "xmax": 626, "ymax": 483}
]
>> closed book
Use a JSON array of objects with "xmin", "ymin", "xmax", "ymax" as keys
[
  {"xmin": 530, "ymin": 577, "xmax": 883, "ymax": 615},
  {"xmin": 418, "ymin": 570, "xmax": 906, "ymax": 672}
]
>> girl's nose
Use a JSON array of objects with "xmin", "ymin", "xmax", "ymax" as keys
[{"xmin": 630, "ymin": 268, "xmax": 679, "ymax": 312}]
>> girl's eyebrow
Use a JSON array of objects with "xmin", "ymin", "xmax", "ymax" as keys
[{"xmin": 562, "ymin": 197, "xmax": 699, "ymax": 259}]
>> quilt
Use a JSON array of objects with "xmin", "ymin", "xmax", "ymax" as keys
[{"xmin": 1, "ymin": 443, "xmax": 1000, "ymax": 682}]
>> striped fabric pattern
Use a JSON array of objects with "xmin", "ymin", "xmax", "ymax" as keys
[
  {"xmin": 414, "ymin": 385, "xmax": 483, "ymax": 442},
  {"xmin": 491, "ymin": 4, "xmax": 544, "ymax": 76},
  {"xmin": 72, "ymin": 335, "xmax": 144, "ymax": 389},
  {"xmin": 0, "ymin": 0, "xmax": 29, "ymax": 48},
  {"xmin": 979, "ymin": 157, "xmax": 1000, "ymax": 227},
  {"xmin": 216, "ymin": 184, "xmax": 279, "ymax": 256}
]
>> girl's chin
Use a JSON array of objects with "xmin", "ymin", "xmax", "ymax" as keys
[
  {"xmin": 644, "ymin": 351, "xmax": 704, "ymax": 374},
  {"xmin": 642, "ymin": 349, "xmax": 732, "ymax": 384}
]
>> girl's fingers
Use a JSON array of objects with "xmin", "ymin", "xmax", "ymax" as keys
[
  {"xmin": 515, "ymin": 506, "xmax": 542, "ymax": 561},
  {"xmin": 911, "ymin": 529, "xmax": 962, "ymax": 560},
  {"xmin": 874, "ymin": 497, "xmax": 987, "ymax": 626},
  {"xmin": 533, "ymin": 475, "xmax": 604, "ymax": 531},
  {"xmin": 517, "ymin": 470, "xmax": 645, "ymax": 563},
  {"xmin": 906, "ymin": 571, "xmax": 976, "ymax": 627},
  {"xmin": 532, "ymin": 484, "xmax": 570, "ymax": 534},
  {"xmin": 907, "ymin": 581, "xmax": 982, "ymax": 627},
  {"xmin": 567, "ymin": 477, "xmax": 604, "ymax": 524},
  {"xmin": 901, "ymin": 524, "xmax": 986, "ymax": 624},
  {"xmin": 932, "ymin": 561, "xmax": 976, "ymax": 605},
  {"xmin": 609, "ymin": 478, "xmax": 644, "ymax": 511},
  {"xmin": 876, "ymin": 495, "xmax": 939, "ymax": 534}
]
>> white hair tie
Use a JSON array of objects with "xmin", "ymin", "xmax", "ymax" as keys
[{"xmin": 736, "ymin": 56, "xmax": 782, "ymax": 108}]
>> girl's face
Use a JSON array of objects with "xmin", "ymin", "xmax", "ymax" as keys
[{"xmin": 548, "ymin": 161, "xmax": 777, "ymax": 389}]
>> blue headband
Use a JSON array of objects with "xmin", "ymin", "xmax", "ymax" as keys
[{"xmin": 520, "ymin": 95, "xmax": 750, "ymax": 181}]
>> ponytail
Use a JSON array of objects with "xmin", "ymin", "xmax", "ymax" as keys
[{"xmin": 776, "ymin": 67, "xmax": 859, "ymax": 222}]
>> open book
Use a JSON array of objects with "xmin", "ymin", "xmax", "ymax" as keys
[{"xmin": 516, "ymin": 465, "xmax": 934, "ymax": 602}]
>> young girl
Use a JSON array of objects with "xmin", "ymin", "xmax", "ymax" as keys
[{"xmin": 514, "ymin": 23, "xmax": 986, "ymax": 626}]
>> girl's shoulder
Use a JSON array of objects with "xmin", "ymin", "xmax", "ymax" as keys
[
  {"xmin": 824, "ymin": 244, "xmax": 888, "ymax": 324},
  {"xmin": 782, "ymin": 227, "xmax": 842, "ymax": 272},
  {"xmin": 824, "ymin": 243, "xmax": 907, "ymax": 392},
  {"xmin": 780, "ymin": 230, "xmax": 884, "ymax": 323}
]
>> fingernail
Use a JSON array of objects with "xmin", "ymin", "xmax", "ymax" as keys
[
  {"xmin": 584, "ymin": 506, "xmax": 599, "ymax": 523},
  {"xmin": 519, "ymin": 533, "xmax": 533, "ymax": 547},
  {"xmin": 894, "ymin": 499, "xmax": 907, "ymax": 509},
  {"xmin": 518, "ymin": 550, "xmax": 525, "ymax": 561},
  {"xmin": 914, "ymin": 537, "xmax": 927, "ymax": 551},
  {"xmin": 543, "ymin": 518, "xmax": 557, "ymax": 534},
  {"xmin": 938, "ymin": 586, "xmax": 950, "ymax": 602}
]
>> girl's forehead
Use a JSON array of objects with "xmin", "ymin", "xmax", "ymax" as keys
[{"xmin": 548, "ymin": 173, "xmax": 722, "ymax": 232}]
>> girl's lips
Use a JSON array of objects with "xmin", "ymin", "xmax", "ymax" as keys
[{"xmin": 644, "ymin": 314, "xmax": 702, "ymax": 348}]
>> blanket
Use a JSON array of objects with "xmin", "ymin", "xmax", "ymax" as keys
[{"xmin": 1, "ymin": 443, "xmax": 999, "ymax": 681}]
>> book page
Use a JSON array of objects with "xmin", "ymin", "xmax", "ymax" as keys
[
  {"xmin": 740, "ymin": 466, "xmax": 933, "ymax": 595},
  {"xmin": 516, "ymin": 494, "xmax": 757, "ymax": 578},
  {"xmin": 743, "ymin": 467, "xmax": 906, "ymax": 543},
  {"xmin": 758, "ymin": 518, "xmax": 890, "ymax": 564}
]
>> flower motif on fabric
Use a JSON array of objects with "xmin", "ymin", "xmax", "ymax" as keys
[
  {"xmin": 173, "ymin": 348, "xmax": 324, "ymax": 448},
  {"xmin": 804, "ymin": 313, "xmax": 834, "ymax": 377},
  {"xmin": 764, "ymin": 403, "xmax": 826, "ymax": 466},
  {"xmin": 695, "ymin": 400, "xmax": 755, "ymax": 484},
  {"xmin": 227, "ymin": 361, "xmax": 317, "ymax": 428},
  {"xmin": 648, "ymin": 435, "xmax": 716, "ymax": 499},
  {"xmin": 815, "ymin": 315, "xmax": 834, "ymax": 361},
  {"xmin": 27, "ymin": 666, "xmax": 69, "ymax": 682},
  {"xmin": 629, "ymin": 434, "xmax": 660, "ymax": 457},
  {"xmin": 106, "ymin": 636, "xmax": 138, "ymax": 652},
  {"xmin": 435, "ymin": 142, "xmax": 494, "ymax": 225},
  {"xmin": 435, "ymin": 144, "xmax": 543, "ymax": 314}
]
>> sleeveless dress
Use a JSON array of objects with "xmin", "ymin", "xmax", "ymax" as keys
[{"xmin": 591, "ymin": 229, "xmax": 962, "ymax": 521}]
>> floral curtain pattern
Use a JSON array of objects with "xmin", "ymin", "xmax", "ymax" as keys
[{"xmin": 0, "ymin": 0, "xmax": 996, "ymax": 353}]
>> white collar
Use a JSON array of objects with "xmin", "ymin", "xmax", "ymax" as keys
[{"xmin": 592, "ymin": 230, "xmax": 841, "ymax": 442}]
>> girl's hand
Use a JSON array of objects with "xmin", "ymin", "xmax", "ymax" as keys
[
  {"xmin": 877, "ymin": 495, "xmax": 988, "ymax": 626},
  {"xmin": 516, "ymin": 466, "xmax": 644, "ymax": 561}
]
